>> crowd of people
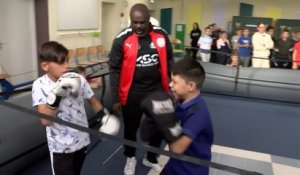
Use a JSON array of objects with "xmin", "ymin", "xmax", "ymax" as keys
[{"xmin": 190, "ymin": 22, "xmax": 300, "ymax": 69}]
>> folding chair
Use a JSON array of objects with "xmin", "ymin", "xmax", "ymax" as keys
[
  {"xmin": 67, "ymin": 49, "xmax": 78, "ymax": 69},
  {"xmin": 76, "ymin": 47, "xmax": 96, "ymax": 66},
  {"xmin": 96, "ymin": 44, "xmax": 109, "ymax": 63}
]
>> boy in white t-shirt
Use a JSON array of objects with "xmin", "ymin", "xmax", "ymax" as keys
[
  {"xmin": 32, "ymin": 41, "xmax": 106, "ymax": 175},
  {"xmin": 198, "ymin": 27, "xmax": 213, "ymax": 62}
]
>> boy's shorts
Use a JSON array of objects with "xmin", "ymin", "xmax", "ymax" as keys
[{"xmin": 51, "ymin": 146, "xmax": 87, "ymax": 175}]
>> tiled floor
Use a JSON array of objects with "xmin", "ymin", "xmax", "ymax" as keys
[{"xmin": 148, "ymin": 145, "xmax": 300, "ymax": 175}]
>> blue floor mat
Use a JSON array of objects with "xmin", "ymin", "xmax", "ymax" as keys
[{"xmin": 204, "ymin": 93, "xmax": 300, "ymax": 160}]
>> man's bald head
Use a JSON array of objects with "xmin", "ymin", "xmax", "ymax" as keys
[
  {"xmin": 130, "ymin": 3, "xmax": 151, "ymax": 37},
  {"xmin": 130, "ymin": 3, "xmax": 150, "ymax": 20}
]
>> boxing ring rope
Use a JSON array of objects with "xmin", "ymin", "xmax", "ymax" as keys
[{"xmin": 0, "ymin": 100, "xmax": 263, "ymax": 175}]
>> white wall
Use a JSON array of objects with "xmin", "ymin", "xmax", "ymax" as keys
[
  {"xmin": 48, "ymin": 0, "xmax": 104, "ymax": 49},
  {"xmin": 48, "ymin": 0, "xmax": 152, "ymax": 50},
  {"xmin": 0, "ymin": 0, "xmax": 37, "ymax": 85}
]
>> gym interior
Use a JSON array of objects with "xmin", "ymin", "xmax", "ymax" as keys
[{"xmin": 1, "ymin": 0, "xmax": 300, "ymax": 175}]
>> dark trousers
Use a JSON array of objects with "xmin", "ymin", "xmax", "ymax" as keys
[
  {"xmin": 51, "ymin": 147, "xmax": 87, "ymax": 175},
  {"xmin": 122, "ymin": 91, "xmax": 163, "ymax": 163},
  {"xmin": 191, "ymin": 45, "xmax": 199, "ymax": 59},
  {"xmin": 160, "ymin": 169, "xmax": 170, "ymax": 175},
  {"xmin": 273, "ymin": 57, "xmax": 291, "ymax": 69},
  {"xmin": 216, "ymin": 54, "xmax": 230, "ymax": 65}
]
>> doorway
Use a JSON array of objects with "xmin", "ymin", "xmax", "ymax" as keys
[{"xmin": 101, "ymin": 2, "xmax": 119, "ymax": 51}]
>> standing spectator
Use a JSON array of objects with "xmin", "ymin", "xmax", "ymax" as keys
[
  {"xmin": 209, "ymin": 23, "xmax": 221, "ymax": 63},
  {"xmin": 274, "ymin": 29, "xmax": 294, "ymax": 69},
  {"xmin": 210, "ymin": 23, "xmax": 221, "ymax": 39},
  {"xmin": 238, "ymin": 28, "xmax": 252, "ymax": 67},
  {"xmin": 197, "ymin": 27, "xmax": 213, "ymax": 62},
  {"xmin": 190, "ymin": 22, "xmax": 202, "ymax": 59},
  {"xmin": 109, "ymin": 3, "xmax": 174, "ymax": 175},
  {"xmin": 252, "ymin": 22, "xmax": 274, "ymax": 68},
  {"xmin": 231, "ymin": 28, "xmax": 242, "ymax": 51},
  {"xmin": 266, "ymin": 26, "xmax": 276, "ymax": 67},
  {"xmin": 292, "ymin": 33, "xmax": 300, "ymax": 70},
  {"xmin": 216, "ymin": 31, "xmax": 231, "ymax": 65},
  {"xmin": 293, "ymin": 31, "xmax": 300, "ymax": 43},
  {"xmin": 266, "ymin": 26, "xmax": 275, "ymax": 41}
]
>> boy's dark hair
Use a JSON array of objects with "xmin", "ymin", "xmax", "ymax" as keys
[
  {"xmin": 231, "ymin": 49, "xmax": 238, "ymax": 55},
  {"xmin": 281, "ymin": 29, "xmax": 290, "ymax": 33},
  {"xmin": 219, "ymin": 31, "xmax": 227, "ymax": 35},
  {"xmin": 266, "ymin": 25, "xmax": 274, "ymax": 32},
  {"xmin": 172, "ymin": 56, "xmax": 205, "ymax": 89},
  {"xmin": 205, "ymin": 26, "xmax": 211, "ymax": 31},
  {"xmin": 39, "ymin": 41, "xmax": 68, "ymax": 64},
  {"xmin": 74, "ymin": 66, "xmax": 86, "ymax": 74},
  {"xmin": 257, "ymin": 22, "xmax": 265, "ymax": 27}
]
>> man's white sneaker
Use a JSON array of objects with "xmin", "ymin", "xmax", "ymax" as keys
[
  {"xmin": 142, "ymin": 158, "xmax": 163, "ymax": 173},
  {"xmin": 124, "ymin": 157, "xmax": 137, "ymax": 175}
]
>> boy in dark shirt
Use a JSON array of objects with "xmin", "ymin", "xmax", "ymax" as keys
[{"xmin": 274, "ymin": 29, "xmax": 294, "ymax": 69}]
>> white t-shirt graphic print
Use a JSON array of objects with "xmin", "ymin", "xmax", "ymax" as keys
[{"xmin": 32, "ymin": 74, "xmax": 93, "ymax": 153}]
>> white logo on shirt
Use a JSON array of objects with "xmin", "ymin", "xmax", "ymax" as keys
[
  {"xmin": 136, "ymin": 54, "xmax": 159, "ymax": 67},
  {"xmin": 243, "ymin": 40, "xmax": 249, "ymax": 44},
  {"xmin": 125, "ymin": 43, "xmax": 132, "ymax": 49},
  {"xmin": 156, "ymin": 38, "xmax": 165, "ymax": 48},
  {"xmin": 150, "ymin": 42, "xmax": 156, "ymax": 49}
]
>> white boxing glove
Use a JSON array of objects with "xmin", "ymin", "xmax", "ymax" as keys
[
  {"xmin": 47, "ymin": 72, "xmax": 81, "ymax": 110},
  {"xmin": 97, "ymin": 110, "xmax": 120, "ymax": 135}
]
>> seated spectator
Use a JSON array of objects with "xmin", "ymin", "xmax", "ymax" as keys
[
  {"xmin": 227, "ymin": 50, "xmax": 239, "ymax": 67},
  {"xmin": 238, "ymin": 28, "xmax": 252, "ymax": 67},
  {"xmin": 216, "ymin": 31, "xmax": 231, "ymax": 65},
  {"xmin": 74, "ymin": 66, "xmax": 102, "ymax": 89},
  {"xmin": 274, "ymin": 29, "xmax": 294, "ymax": 69}
]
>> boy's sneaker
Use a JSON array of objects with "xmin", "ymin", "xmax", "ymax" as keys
[
  {"xmin": 142, "ymin": 158, "xmax": 163, "ymax": 173},
  {"xmin": 124, "ymin": 157, "xmax": 137, "ymax": 175}
]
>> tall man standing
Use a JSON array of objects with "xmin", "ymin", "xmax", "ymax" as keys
[
  {"xmin": 252, "ymin": 22, "xmax": 274, "ymax": 68},
  {"xmin": 109, "ymin": 3, "xmax": 174, "ymax": 175}
]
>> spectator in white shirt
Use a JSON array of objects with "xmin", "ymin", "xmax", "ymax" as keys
[
  {"xmin": 252, "ymin": 22, "xmax": 274, "ymax": 68},
  {"xmin": 197, "ymin": 27, "xmax": 213, "ymax": 62}
]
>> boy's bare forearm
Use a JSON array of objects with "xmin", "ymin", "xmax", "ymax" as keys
[{"xmin": 37, "ymin": 104, "xmax": 56, "ymax": 126}]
